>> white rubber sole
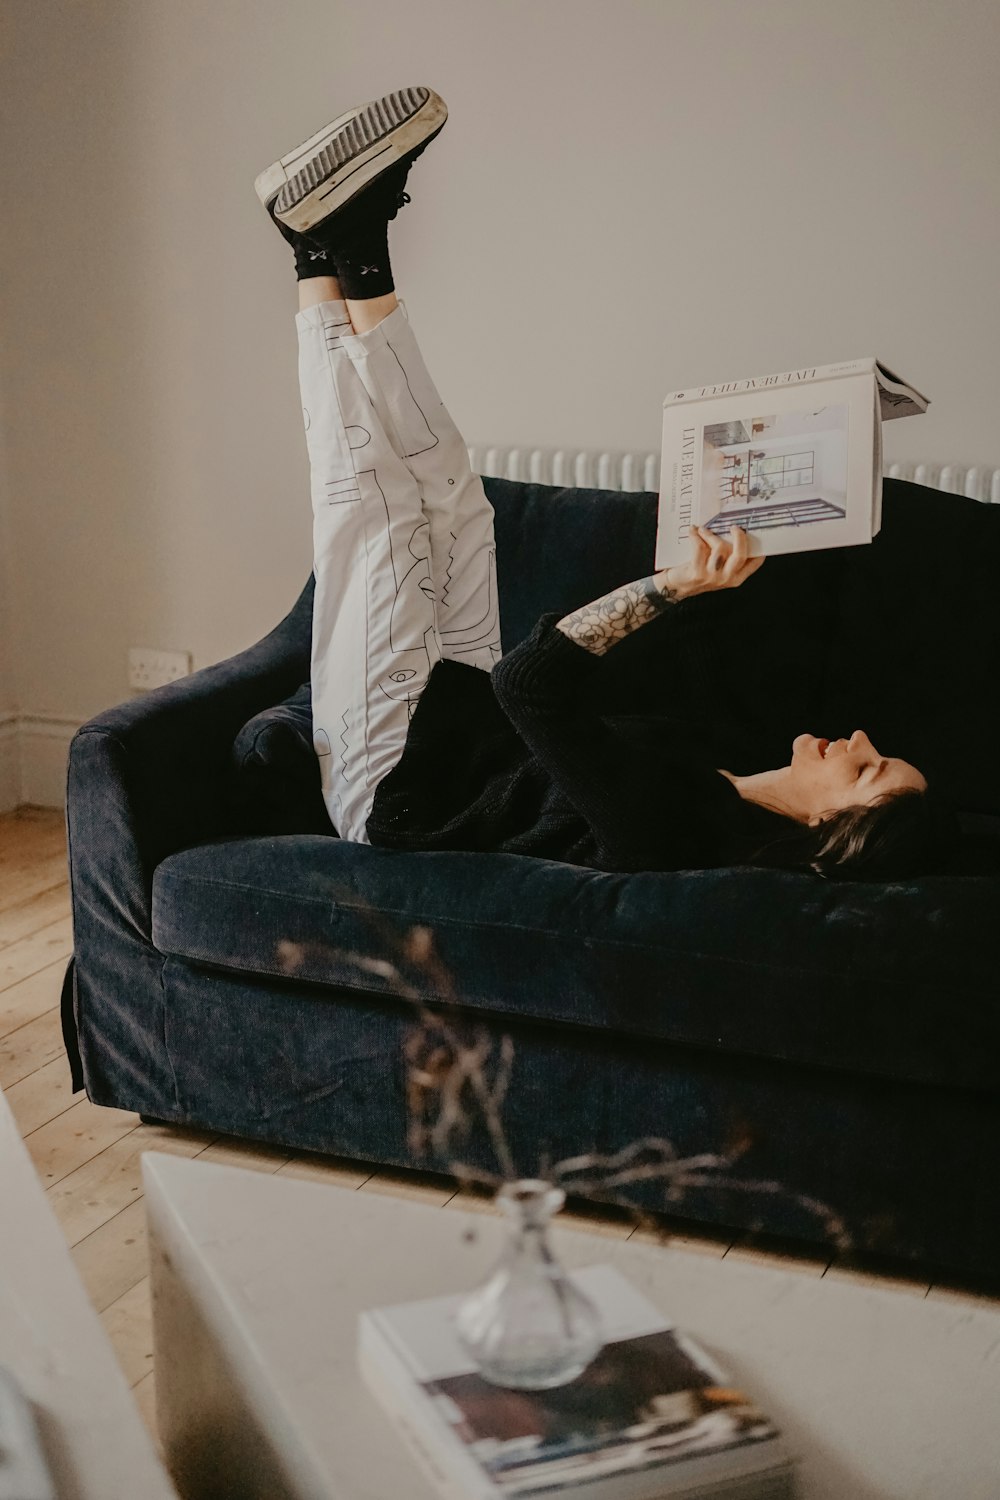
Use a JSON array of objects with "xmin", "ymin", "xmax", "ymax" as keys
[
  {"xmin": 259, "ymin": 85, "xmax": 448, "ymax": 235},
  {"xmin": 254, "ymin": 106, "xmax": 363, "ymax": 211}
]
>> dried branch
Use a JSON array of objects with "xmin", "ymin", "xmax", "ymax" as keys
[{"xmin": 275, "ymin": 890, "xmax": 854, "ymax": 1255}]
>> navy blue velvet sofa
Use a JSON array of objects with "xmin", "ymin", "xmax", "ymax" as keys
[{"xmin": 61, "ymin": 476, "xmax": 1000, "ymax": 1280}]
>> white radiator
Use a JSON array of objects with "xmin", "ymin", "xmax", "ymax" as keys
[{"xmin": 468, "ymin": 446, "xmax": 1000, "ymax": 503}]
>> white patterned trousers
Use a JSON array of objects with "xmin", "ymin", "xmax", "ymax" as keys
[{"xmin": 296, "ymin": 299, "xmax": 503, "ymax": 842}]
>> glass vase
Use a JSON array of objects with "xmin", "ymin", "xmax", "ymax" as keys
[{"xmin": 454, "ymin": 1178, "xmax": 604, "ymax": 1389}]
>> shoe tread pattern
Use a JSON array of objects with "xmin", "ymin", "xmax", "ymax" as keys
[{"xmin": 275, "ymin": 86, "xmax": 430, "ymax": 214}]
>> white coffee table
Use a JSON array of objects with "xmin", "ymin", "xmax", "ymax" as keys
[
  {"xmin": 142, "ymin": 1152, "xmax": 1000, "ymax": 1500},
  {"xmin": 0, "ymin": 1086, "xmax": 176, "ymax": 1499}
]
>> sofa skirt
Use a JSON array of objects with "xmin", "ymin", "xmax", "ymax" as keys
[{"xmin": 96, "ymin": 953, "xmax": 1000, "ymax": 1282}]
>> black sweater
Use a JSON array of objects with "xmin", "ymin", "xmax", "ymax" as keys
[{"xmin": 367, "ymin": 598, "xmax": 793, "ymax": 872}]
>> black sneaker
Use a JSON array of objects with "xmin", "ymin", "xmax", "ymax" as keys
[{"xmin": 255, "ymin": 86, "xmax": 447, "ymax": 238}]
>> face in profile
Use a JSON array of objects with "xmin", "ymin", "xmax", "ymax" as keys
[{"xmin": 788, "ymin": 730, "xmax": 927, "ymax": 824}]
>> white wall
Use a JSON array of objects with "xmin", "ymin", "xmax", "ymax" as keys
[
  {"xmin": 1, "ymin": 0, "xmax": 998, "ymax": 804},
  {"xmin": 0, "ymin": 352, "xmax": 19, "ymax": 808},
  {"xmin": 0, "ymin": 387, "xmax": 12, "ymax": 708}
]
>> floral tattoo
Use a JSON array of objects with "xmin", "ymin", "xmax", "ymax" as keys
[{"xmin": 556, "ymin": 574, "xmax": 679, "ymax": 655}]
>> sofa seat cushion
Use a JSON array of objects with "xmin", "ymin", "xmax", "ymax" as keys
[{"xmin": 151, "ymin": 837, "xmax": 999, "ymax": 1095}]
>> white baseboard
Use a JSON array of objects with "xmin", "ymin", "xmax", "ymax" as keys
[{"xmin": 0, "ymin": 714, "xmax": 80, "ymax": 811}]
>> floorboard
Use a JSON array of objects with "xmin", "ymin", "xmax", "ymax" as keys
[
  {"xmin": 99, "ymin": 1276, "xmax": 155, "ymax": 1387},
  {"xmin": 46, "ymin": 1120, "xmax": 221, "ymax": 1245},
  {"xmin": 0, "ymin": 955, "xmax": 72, "ymax": 1038},
  {"xmin": 4, "ymin": 1053, "xmax": 79, "ymax": 1134},
  {"xmin": 72, "ymin": 1198, "xmax": 150, "ymax": 1313},
  {"xmin": 24, "ymin": 1095, "xmax": 142, "ymax": 1189},
  {"xmin": 0, "ymin": 881, "xmax": 71, "ymax": 949},
  {"xmin": 0, "ymin": 914, "xmax": 72, "ymax": 989},
  {"xmin": 0, "ymin": 1006, "xmax": 66, "ymax": 1088},
  {"xmin": 0, "ymin": 853, "xmax": 71, "ymax": 913}
]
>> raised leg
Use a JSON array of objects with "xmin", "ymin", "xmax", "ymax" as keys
[
  {"xmin": 297, "ymin": 291, "xmax": 441, "ymax": 842},
  {"xmin": 338, "ymin": 301, "xmax": 503, "ymax": 672}
]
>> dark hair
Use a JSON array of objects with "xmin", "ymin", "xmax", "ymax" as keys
[{"xmin": 743, "ymin": 784, "xmax": 960, "ymax": 881}]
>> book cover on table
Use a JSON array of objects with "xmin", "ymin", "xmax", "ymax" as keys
[{"xmin": 358, "ymin": 1263, "xmax": 797, "ymax": 1499}]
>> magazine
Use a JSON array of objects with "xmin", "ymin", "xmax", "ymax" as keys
[
  {"xmin": 654, "ymin": 356, "xmax": 929, "ymax": 568},
  {"xmin": 358, "ymin": 1264, "xmax": 797, "ymax": 1500}
]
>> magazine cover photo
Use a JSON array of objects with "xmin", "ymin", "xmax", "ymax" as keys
[
  {"xmin": 423, "ymin": 1328, "xmax": 779, "ymax": 1494},
  {"xmin": 698, "ymin": 403, "xmax": 850, "ymax": 537}
]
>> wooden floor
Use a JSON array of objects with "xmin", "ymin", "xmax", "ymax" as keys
[{"xmin": 2, "ymin": 806, "xmax": 997, "ymax": 1465}]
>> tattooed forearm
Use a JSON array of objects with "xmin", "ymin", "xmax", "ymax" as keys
[{"xmin": 555, "ymin": 573, "xmax": 682, "ymax": 655}]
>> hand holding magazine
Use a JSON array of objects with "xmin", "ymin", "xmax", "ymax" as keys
[
  {"xmin": 655, "ymin": 357, "xmax": 929, "ymax": 568},
  {"xmin": 656, "ymin": 522, "xmax": 766, "ymax": 603}
]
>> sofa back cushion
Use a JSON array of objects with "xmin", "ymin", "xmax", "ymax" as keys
[{"xmin": 819, "ymin": 482, "xmax": 999, "ymax": 814}]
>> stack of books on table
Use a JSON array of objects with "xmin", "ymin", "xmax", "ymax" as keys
[{"xmin": 358, "ymin": 1264, "xmax": 797, "ymax": 1499}]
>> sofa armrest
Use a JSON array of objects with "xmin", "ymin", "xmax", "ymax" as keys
[
  {"xmin": 63, "ymin": 579, "xmax": 314, "ymax": 1104},
  {"xmin": 68, "ymin": 577, "xmax": 313, "ymax": 904}
]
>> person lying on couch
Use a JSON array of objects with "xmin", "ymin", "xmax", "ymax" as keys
[{"xmin": 258, "ymin": 84, "xmax": 954, "ymax": 885}]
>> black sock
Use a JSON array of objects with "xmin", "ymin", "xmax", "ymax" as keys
[
  {"xmin": 267, "ymin": 198, "xmax": 340, "ymax": 282},
  {"xmin": 278, "ymin": 161, "xmax": 410, "ymax": 296},
  {"xmin": 330, "ymin": 220, "xmax": 395, "ymax": 300},
  {"xmin": 292, "ymin": 238, "xmax": 339, "ymax": 282},
  {"xmin": 310, "ymin": 165, "xmax": 409, "ymax": 299}
]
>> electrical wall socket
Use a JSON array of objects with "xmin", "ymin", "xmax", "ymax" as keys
[{"xmin": 128, "ymin": 646, "xmax": 193, "ymax": 692}]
